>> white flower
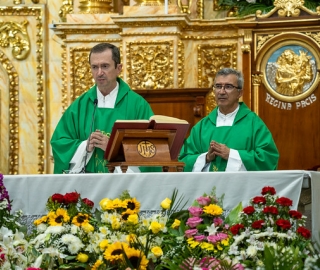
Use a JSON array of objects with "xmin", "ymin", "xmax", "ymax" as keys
[
  {"xmin": 246, "ymin": 245, "xmax": 258, "ymax": 257},
  {"xmin": 204, "ymin": 223, "xmax": 218, "ymax": 235},
  {"xmin": 68, "ymin": 241, "xmax": 84, "ymax": 254},
  {"xmin": 46, "ymin": 225, "xmax": 66, "ymax": 234},
  {"xmin": 37, "ymin": 223, "xmax": 47, "ymax": 233},
  {"xmin": 246, "ymin": 0, "xmax": 256, "ymax": 3}
]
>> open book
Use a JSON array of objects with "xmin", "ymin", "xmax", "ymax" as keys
[{"xmin": 105, "ymin": 115, "xmax": 190, "ymax": 161}]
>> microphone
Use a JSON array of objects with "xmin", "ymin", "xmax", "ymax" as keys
[{"xmin": 81, "ymin": 98, "xmax": 98, "ymax": 173}]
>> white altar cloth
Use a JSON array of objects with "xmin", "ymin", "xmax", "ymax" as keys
[{"xmin": 3, "ymin": 170, "xmax": 319, "ymax": 244}]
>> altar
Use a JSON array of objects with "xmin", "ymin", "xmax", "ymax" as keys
[{"xmin": 4, "ymin": 170, "xmax": 320, "ymax": 244}]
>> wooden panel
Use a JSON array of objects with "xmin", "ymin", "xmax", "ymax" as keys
[
  {"xmin": 135, "ymin": 88, "xmax": 211, "ymax": 135},
  {"xmin": 257, "ymin": 85, "xmax": 320, "ymax": 170}
]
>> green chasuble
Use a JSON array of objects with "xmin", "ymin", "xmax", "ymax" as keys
[
  {"xmin": 179, "ymin": 102, "xmax": 279, "ymax": 172},
  {"xmin": 51, "ymin": 78, "xmax": 155, "ymax": 174}
]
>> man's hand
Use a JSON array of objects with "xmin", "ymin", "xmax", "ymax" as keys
[
  {"xmin": 87, "ymin": 130, "xmax": 109, "ymax": 152},
  {"xmin": 207, "ymin": 140, "xmax": 230, "ymax": 162}
]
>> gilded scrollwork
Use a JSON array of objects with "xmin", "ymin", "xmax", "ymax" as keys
[
  {"xmin": 0, "ymin": 52, "xmax": 19, "ymax": 175},
  {"xmin": 256, "ymin": 34, "xmax": 276, "ymax": 53},
  {"xmin": 71, "ymin": 50, "xmax": 93, "ymax": 101},
  {"xmin": 198, "ymin": 44, "xmax": 237, "ymax": 113},
  {"xmin": 0, "ymin": 20, "xmax": 30, "ymax": 60},
  {"xmin": 177, "ymin": 41, "xmax": 184, "ymax": 88},
  {"xmin": 59, "ymin": 0, "xmax": 73, "ymax": 23},
  {"xmin": 126, "ymin": 41, "xmax": 174, "ymax": 89},
  {"xmin": 274, "ymin": 0, "xmax": 304, "ymax": 17}
]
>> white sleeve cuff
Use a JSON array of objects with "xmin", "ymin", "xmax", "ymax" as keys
[
  {"xmin": 226, "ymin": 149, "xmax": 247, "ymax": 171},
  {"xmin": 192, "ymin": 152, "xmax": 209, "ymax": 172}
]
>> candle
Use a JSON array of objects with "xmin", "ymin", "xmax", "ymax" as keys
[{"xmin": 164, "ymin": 0, "xmax": 168, "ymax": 14}]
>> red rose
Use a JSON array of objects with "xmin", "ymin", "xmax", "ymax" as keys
[
  {"xmin": 275, "ymin": 197, "xmax": 292, "ymax": 207},
  {"xmin": 243, "ymin": 206, "xmax": 255, "ymax": 215},
  {"xmin": 276, "ymin": 218, "xmax": 291, "ymax": 230},
  {"xmin": 297, "ymin": 226, "xmax": 311, "ymax": 239},
  {"xmin": 289, "ymin": 210, "xmax": 302, "ymax": 219},
  {"xmin": 82, "ymin": 198, "xmax": 94, "ymax": 208},
  {"xmin": 64, "ymin": 192, "xmax": 80, "ymax": 204},
  {"xmin": 252, "ymin": 220, "xmax": 265, "ymax": 229},
  {"xmin": 263, "ymin": 206, "xmax": 278, "ymax": 215},
  {"xmin": 51, "ymin": 193, "xmax": 64, "ymax": 204},
  {"xmin": 230, "ymin": 224, "xmax": 244, "ymax": 235},
  {"xmin": 261, "ymin": 186, "xmax": 276, "ymax": 195},
  {"xmin": 252, "ymin": 196, "xmax": 266, "ymax": 205}
]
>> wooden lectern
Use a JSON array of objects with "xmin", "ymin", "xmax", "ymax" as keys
[{"xmin": 104, "ymin": 117, "xmax": 190, "ymax": 173}]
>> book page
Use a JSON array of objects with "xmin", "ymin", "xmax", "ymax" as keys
[
  {"xmin": 149, "ymin": 115, "xmax": 188, "ymax": 124},
  {"xmin": 115, "ymin": 119, "xmax": 149, "ymax": 123}
]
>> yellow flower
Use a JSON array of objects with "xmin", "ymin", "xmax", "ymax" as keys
[
  {"xmin": 82, "ymin": 223, "xmax": 94, "ymax": 233},
  {"xmin": 160, "ymin": 198, "xmax": 171, "ymax": 209},
  {"xmin": 72, "ymin": 213, "xmax": 90, "ymax": 227},
  {"xmin": 104, "ymin": 242, "xmax": 128, "ymax": 262},
  {"xmin": 203, "ymin": 204, "xmax": 223, "ymax": 216},
  {"xmin": 34, "ymin": 215, "xmax": 48, "ymax": 225},
  {"xmin": 171, "ymin": 219, "xmax": 181, "ymax": 229},
  {"xmin": 124, "ymin": 198, "xmax": 141, "ymax": 213},
  {"xmin": 149, "ymin": 221, "xmax": 162, "ymax": 234},
  {"xmin": 151, "ymin": 246, "xmax": 163, "ymax": 257},
  {"xmin": 126, "ymin": 234, "xmax": 136, "ymax": 243},
  {"xmin": 99, "ymin": 239, "xmax": 109, "ymax": 250},
  {"xmin": 92, "ymin": 259, "xmax": 103, "ymax": 270},
  {"xmin": 48, "ymin": 208, "xmax": 70, "ymax": 226},
  {"xmin": 112, "ymin": 217, "xmax": 121, "ymax": 230},
  {"xmin": 127, "ymin": 214, "xmax": 139, "ymax": 225},
  {"xmin": 99, "ymin": 198, "xmax": 112, "ymax": 211},
  {"xmin": 125, "ymin": 247, "xmax": 149, "ymax": 270},
  {"xmin": 187, "ymin": 237, "xmax": 199, "ymax": 248},
  {"xmin": 76, "ymin": 253, "xmax": 89, "ymax": 263}
]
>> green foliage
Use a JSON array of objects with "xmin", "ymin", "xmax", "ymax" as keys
[{"xmin": 217, "ymin": 0, "xmax": 320, "ymax": 17}]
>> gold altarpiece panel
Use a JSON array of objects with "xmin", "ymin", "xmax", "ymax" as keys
[
  {"xmin": 0, "ymin": 6, "xmax": 46, "ymax": 175},
  {"xmin": 197, "ymin": 43, "xmax": 238, "ymax": 114}
]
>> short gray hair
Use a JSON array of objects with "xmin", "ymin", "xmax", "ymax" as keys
[{"xmin": 214, "ymin": 68, "xmax": 244, "ymax": 89}]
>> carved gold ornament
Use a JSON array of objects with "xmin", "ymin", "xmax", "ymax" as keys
[
  {"xmin": 79, "ymin": 0, "xmax": 113, "ymax": 13},
  {"xmin": 127, "ymin": 41, "xmax": 174, "ymax": 89},
  {"xmin": 274, "ymin": 0, "xmax": 304, "ymax": 17},
  {"xmin": 137, "ymin": 141, "xmax": 156, "ymax": 158},
  {"xmin": 0, "ymin": 20, "xmax": 30, "ymax": 60},
  {"xmin": 59, "ymin": 0, "xmax": 74, "ymax": 22}
]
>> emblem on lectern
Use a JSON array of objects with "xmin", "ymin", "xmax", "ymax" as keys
[{"xmin": 137, "ymin": 140, "xmax": 156, "ymax": 158}]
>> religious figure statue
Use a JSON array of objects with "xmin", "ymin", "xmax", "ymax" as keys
[{"xmin": 275, "ymin": 49, "xmax": 313, "ymax": 96}]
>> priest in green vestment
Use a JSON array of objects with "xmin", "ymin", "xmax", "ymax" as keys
[
  {"xmin": 179, "ymin": 68, "xmax": 279, "ymax": 172},
  {"xmin": 50, "ymin": 43, "xmax": 155, "ymax": 174}
]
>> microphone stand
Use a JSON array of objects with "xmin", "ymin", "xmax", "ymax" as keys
[{"xmin": 81, "ymin": 98, "xmax": 98, "ymax": 173}]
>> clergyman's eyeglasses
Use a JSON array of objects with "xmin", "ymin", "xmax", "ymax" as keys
[{"xmin": 212, "ymin": 84, "xmax": 240, "ymax": 92}]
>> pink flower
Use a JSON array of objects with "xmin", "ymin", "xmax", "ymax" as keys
[
  {"xmin": 196, "ymin": 196, "xmax": 211, "ymax": 206},
  {"xmin": 194, "ymin": 234, "xmax": 206, "ymax": 241},
  {"xmin": 188, "ymin": 206, "xmax": 203, "ymax": 217},
  {"xmin": 213, "ymin": 217, "xmax": 223, "ymax": 226},
  {"xmin": 185, "ymin": 228, "xmax": 198, "ymax": 238},
  {"xmin": 186, "ymin": 217, "xmax": 203, "ymax": 228},
  {"xmin": 207, "ymin": 232, "xmax": 228, "ymax": 243}
]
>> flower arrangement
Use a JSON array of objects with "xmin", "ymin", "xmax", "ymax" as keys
[
  {"xmin": 217, "ymin": 0, "xmax": 320, "ymax": 18},
  {"xmin": 1, "ymin": 170, "xmax": 320, "ymax": 270},
  {"xmin": 86, "ymin": 189, "xmax": 185, "ymax": 270},
  {"xmin": 29, "ymin": 191, "xmax": 96, "ymax": 269},
  {"xmin": 226, "ymin": 186, "xmax": 319, "ymax": 269}
]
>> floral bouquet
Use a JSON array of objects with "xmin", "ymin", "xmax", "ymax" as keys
[
  {"xmin": 0, "ymin": 173, "xmax": 31, "ymax": 269},
  {"xmin": 227, "ymin": 186, "xmax": 320, "ymax": 269},
  {"xmin": 86, "ymin": 190, "xmax": 180, "ymax": 270},
  {"xmin": 28, "ymin": 191, "xmax": 95, "ymax": 269},
  {"xmin": 160, "ymin": 187, "xmax": 243, "ymax": 269}
]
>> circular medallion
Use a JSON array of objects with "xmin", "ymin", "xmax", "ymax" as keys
[
  {"xmin": 261, "ymin": 39, "xmax": 319, "ymax": 102},
  {"xmin": 137, "ymin": 140, "xmax": 156, "ymax": 158}
]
